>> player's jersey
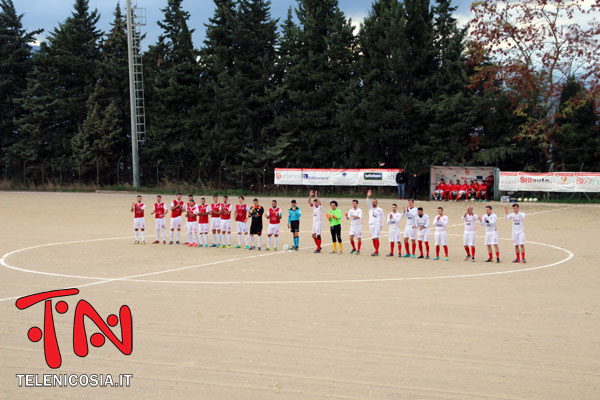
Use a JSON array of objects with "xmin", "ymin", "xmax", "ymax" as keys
[
  {"xmin": 154, "ymin": 202, "xmax": 167, "ymax": 219},
  {"xmin": 133, "ymin": 203, "xmax": 145, "ymax": 218},
  {"xmin": 478, "ymin": 184, "xmax": 487, "ymax": 192},
  {"xmin": 505, "ymin": 212, "xmax": 525, "ymax": 232},
  {"xmin": 460, "ymin": 184, "xmax": 469, "ymax": 191},
  {"xmin": 451, "ymin": 184, "xmax": 460, "ymax": 192},
  {"xmin": 209, "ymin": 203, "xmax": 222, "ymax": 219},
  {"xmin": 311, "ymin": 204, "xmax": 322, "ymax": 223},
  {"xmin": 434, "ymin": 215, "xmax": 449, "ymax": 232},
  {"xmin": 186, "ymin": 203, "xmax": 199, "ymax": 222},
  {"xmin": 367, "ymin": 199, "xmax": 385, "ymax": 226},
  {"xmin": 197, "ymin": 204, "xmax": 209, "ymax": 224},
  {"xmin": 481, "ymin": 213, "xmax": 497, "ymax": 232},
  {"xmin": 404, "ymin": 207, "xmax": 418, "ymax": 227},
  {"xmin": 462, "ymin": 214, "xmax": 478, "ymax": 232},
  {"xmin": 348, "ymin": 208, "xmax": 362, "ymax": 228},
  {"xmin": 220, "ymin": 203, "xmax": 233, "ymax": 220},
  {"xmin": 387, "ymin": 212, "xmax": 402, "ymax": 231},
  {"xmin": 170, "ymin": 200, "xmax": 184, "ymax": 218},
  {"xmin": 266, "ymin": 207, "xmax": 282, "ymax": 224},
  {"xmin": 235, "ymin": 204, "xmax": 248, "ymax": 222},
  {"xmin": 415, "ymin": 214, "xmax": 430, "ymax": 229},
  {"xmin": 436, "ymin": 183, "xmax": 446, "ymax": 191}
]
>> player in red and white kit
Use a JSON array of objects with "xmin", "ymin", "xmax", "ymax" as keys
[
  {"xmin": 462, "ymin": 206, "xmax": 477, "ymax": 261},
  {"xmin": 131, "ymin": 195, "xmax": 146, "ymax": 244},
  {"xmin": 234, "ymin": 196, "xmax": 249, "ymax": 249},
  {"xmin": 151, "ymin": 195, "xmax": 168, "ymax": 244},
  {"xmin": 434, "ymin": 179, "xmax": 447, "ymax": 201},
  {"xmin": 185, "ymin": 195, "xmax": 199, "ymax": 247},
  {"xmin": 345, "ymin": 199, "xmax": 362, "ymax": 255},
  {"xmin": 480, "ymin": 205, "xmax": 500, "ymax": 263},
  {"xmin": 196, "ymin": 197, "xmax": 210, "ymax": 247},
  {"xmin": 208, "ymin": 194, "xmax": 222, "ymax": 247},
  {"xmin": 386, "ymin": 204, "xmax": 403, "ymax": 257},
  {"xmin": 415, "ymin": 207, "xmax": 430, "ymax": 258},
  {"xmin": 477, "ymin": 181, "xmax": 487, "ymax": 201},
  {"xmin": 308, "ymin": 190, "xmax": 323, "ymax": 253},
  {"xmin": 433, "ymin": 207, "xmax": 449, "ymax": 260},
  {"xmin": 505, "ymin": 203, "xmax": 526, "ymax": 263},
  {"xmin": 366, "ymin": 190, "xmax": 385, "ymax": 256},
  {"xmin": 457, "ymin": 180, "xmax": 469, "ymax": 202},
  {"xmin": 169, "ymin": 193, "xmax": 184, "ymax": 244},
  {"xmin": 402, "ymin": 199, "xmax": 418, "ymax": 257},
  {"xmin": 219, "ymin": 195, "xmax": 233, "ymax": 248},
  {"xmin": 265, "ymin": 200, "xmax": 282, "ymax": 251}
]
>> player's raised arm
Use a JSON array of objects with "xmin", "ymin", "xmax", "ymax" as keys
[
  {"xmin": 308, "ymin": 190, "xmax": 314, "ymax": 207},
  {"xmin": 131, "ymin": 202, "xmax": 135, "ymax": 212}
]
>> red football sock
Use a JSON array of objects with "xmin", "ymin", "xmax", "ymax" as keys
[
  {"xmin": 444, "ymin": 245, "xmax": 448, "ymax": 257},
  {"xmin": 471, "ymin": 247, "xmax": 475, "ymax": 258},
  {"xmin": 425, "ymin": 242, "xmax": 430, "ymax": 256},
  {"xmin": 313, "ymin": 237, "xmax": 319, "ymax": 247},
  {"xmin": 390, "ymin": 243, "xmax": 394, "ymax": 255},
  {"xmin": 418, "ymin": 240, "xmax": 423, "ymax": 255},
  {"xmin": 412, "ymin": 242, "xmax": 416, "ymax": 255},
  {"xmin": 489, "ymin": 252, "xmax": 493, "ymax": 259},
  {"xmin": 358, "ymin": 240, "xmax": 362, "ymax": 251},
  {"xmin": 464, "ymin": 246, "xmax": 470, "ymax": 256},
  {"xmin": 373, "ymin": 239, "xmax": 379, "ymax": 252},
  {"xmin": 350, "ymin": 238, "xmax": 356, "ymax": 250},
  {"xmin": 317, "ymin": 239, "xmax": 321, "ymax": 250},
  {"xmin": 397, "ymin": 242, "xmax": 402, "ymax": 254},
  {"xmin": 516, "ymin": 251, "xmax": 520, "ymax": 260},
  {"xmin": 496, "ymin": 251, "xmax": 499, "ymax": 259},
  {"xmin": 436, "ymin": 246, "xmax": 440, "ymax": 257},
  {"xmin": 521, "ymin": 251, "xmax": 525, "ymax": 259},
  {"xmin": 404, "ymin": 242, "xmax": 410, "ymax": 255}
]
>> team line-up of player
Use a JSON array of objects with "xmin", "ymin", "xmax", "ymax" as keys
[{"xmin": 130, "ymin": 189, "xmax": 528, "ymax": 263}]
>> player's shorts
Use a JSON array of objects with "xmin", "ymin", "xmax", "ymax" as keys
[
  {"xmin": 210, "ymin": 218, "xmax": 221, "ymax": 231},
  {"xmin": 369, "ymin": 224, "xmax": 382, "ymax": 239},
  {"xmin": 434, "ymin": 230, "xmax": 447, "ymax": 246},
  {"xmin": 250, "ymin": 223, "xmax": 262, "ymax": 235},
  {"xmin": 220, "ymin": 219, "xmax": 232, "ymax": 233},
  {"xmin": 403, "ymin": 226, "xmax": 416, "ymax": 240},
  {"xmin": 134, "ymin": 217, "xmax": 145, "ymax": 230},
  {"xmin": 485, "ymin": 231, "xmax": 499, "ymax": 245},
  {"xmin": 389, "ymin": 229, "xmax": 402, "ymax": 242},
  {"xmin": 463, "ymin": 231, "xmax": 476, "ymax": 246},
  {"xmin": 267, "ymin": 223, "xmax": 280, "ymax": 235},
  {"xmin": 236, "ymin": 221, "xmax": 248, "ymax": 234},
  {"xmin": 155, "ymin": 218, "xmax": 166, "ymax": 231},
  {"xmin": 170, "ymin": 216, "xmax": 182, "ymax": 230},
  {"xmin": 312, "ymin": 221, "xmax": 322, "ymax": 235},
  {"xmin": 186, "ymin": 220, "xmax": 198, "ymax": 233},
  {"xmin": 417, "ymin": 228, "xmax": 430, "ymax": 242},
  {"xmin": 349, "ymin": 224, "xmax": 362, "ymax": 238},
  {"xmin": 458, "ymin": 190, "xmax": 467, "ymax": 196},
  {"xmin": 198, "ymin": 223, "xmax": 209, "ymax": 234},
  {"xmin": 512, "ymin": 231, "xmax": 525, "ymax": 246},
  {"xmin": 290, "ymin": 220, "xmax": 300, "ymax": 233}
]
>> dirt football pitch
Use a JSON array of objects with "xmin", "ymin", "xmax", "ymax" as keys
[{"xmin": 1, "ymin": 191, "xmax": 599, "ymax": 399}]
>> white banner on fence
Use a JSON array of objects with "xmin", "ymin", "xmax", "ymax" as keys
[
  {"xmin": 429, "ymin": 166, "xmax": 495, "ymax": 198},
  {"xmin": 274, "ymin": 168, "xmax": 400, "ymax": 186},
  {"xmin": 499, "ymin": 172, "xmax": 600, "ymax": 192}
]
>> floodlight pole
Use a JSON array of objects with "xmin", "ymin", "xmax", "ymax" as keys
[{"xmin": 126, "ymin": 0, "xmax": 140, "ymax": 188}]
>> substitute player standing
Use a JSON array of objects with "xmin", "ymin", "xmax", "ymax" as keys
[
  {"xmin": 288, "ymin": 200, "xmax": 301, "ymax": 250},
  {"xmin": 234, "ymin": 196, "xmax": 249, "ymax": 249},
  {"xmin": 366, "ymin": 190, "xmax": 385, "ymax": 256},
  {"xmin": 208, "ymin": 194, "xmax": 222, "ymax": 247},
  {"xmin": 462, "ymin": 206, "xmax": 478, "ymax": 262},
  {"xmin": 248, "ymin": 198, "xmax": 264, "ymax": 250},
  {"xmin": 480, "ymin": 205, "xmax": 500, "ymax": 263},
  {"xmin": 197, "ymin": 197, "xmax": 210, "ymax": 247},
  {"xmin": 185, "ymin": 195, "xmax": 199, "ymax": 247},
  {"xmin": 131, "ymin": 195, "xmax": 146, "ymax": 244},
  {"xmin": 219, "ymin": 195, "xmax": 233, "ymax": 248},
  {"xmin": 151, "ymin": 195, "xmax": 168, "ymax": 244},
  {"xmin": 402, "ymin": 199, "xmax": 418, "ymax": 258},
  {"xmin": 308, "ymin": 190, "xmax": 323, "ymax": 253},
  {"xmin": 387, "ymin": 204, "xmax": 403, "ymax": 257},
  {"xmin": 169, "ymin": 193, "xmax": 184, "ymax": 244},
  {"xmin": 345, "ymin": 199, "xmax": 362, "ymax": 255},
  {"xmin": 433, "ymin": 207, "xmax": 449, "ymax": 261},
  {"xmin": 415, "ymin": 207, "xmax": 430, "ymax": 259},
  {"xmin": 265, "ymin": 200, "xmax": 282, "ymax": 251},
  {"xmin": 505, "ymin": 203, "xmax": 526, "ymax": 263},
  {"xmin": 327, "ymin": 201, "xmax": 343, "ymax": 254}
]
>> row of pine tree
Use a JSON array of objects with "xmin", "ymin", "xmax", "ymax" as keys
[{"xmin": 1, "ymin": 0, "xmax": 598, "ymax": 188}]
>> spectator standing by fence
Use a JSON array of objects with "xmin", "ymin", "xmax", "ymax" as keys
[
  {"xmin": 408, "ymin": 173, "xmax": 419, "ymax": 199},
  {"xmin": 396, "ymin": 169, "xmax": 407, "ymax": 199}
]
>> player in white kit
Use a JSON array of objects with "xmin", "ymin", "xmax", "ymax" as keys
[
  {"xmin": 480, "ymin": 205, "xmax": 500, "ymax": 263},
  {"xmin": 462, "ymin": 206, "xmax": 478, "ymax": 262},
  {"xmin": 131, "ymin": 195, "xmax": 146, "ymax": 244},
  {"xmin": 345, "ymin": 199, "xmax": 362, "ymax": 255},
  {"xmin": 386, "ymin": 204, "xmax": 403, "ymax": 257},
  {"xmin": 151, "ymin": 195, "xmax": 168, "ymax": 244},
  {"xmin": 415, "ymin": 207, "xmax": 430, "ymax": 259},
  {"xmin": 433, "ymin": 207, "xmax": 449, "ymax": 261},
  {"xmin": 402, "ymin": 199, "xmax": 418, "ymax": 258},
  {"xmin": 505, "ymin": 203, "xmax": 526, "ymax": 263},
  {"xmin": 366, "ymin": 190, "xmax": 385, "ymax": 256},
  {"xmin": 308, "ymin": 190, "xmax": 323, "ymax": 253}
]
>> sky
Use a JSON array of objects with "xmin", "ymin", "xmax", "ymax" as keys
[{"xmin": 16, "ymin": 0, "xmax": 474, "ymax": 48}]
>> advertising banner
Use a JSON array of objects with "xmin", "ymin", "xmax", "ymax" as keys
[
  {"xmin": 274, "ymin": 168, "xmax": 400, "ymax": 186},
  {"xmin": 499, "ymin": 171, "xmax": 600, "ymax": 192}
]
